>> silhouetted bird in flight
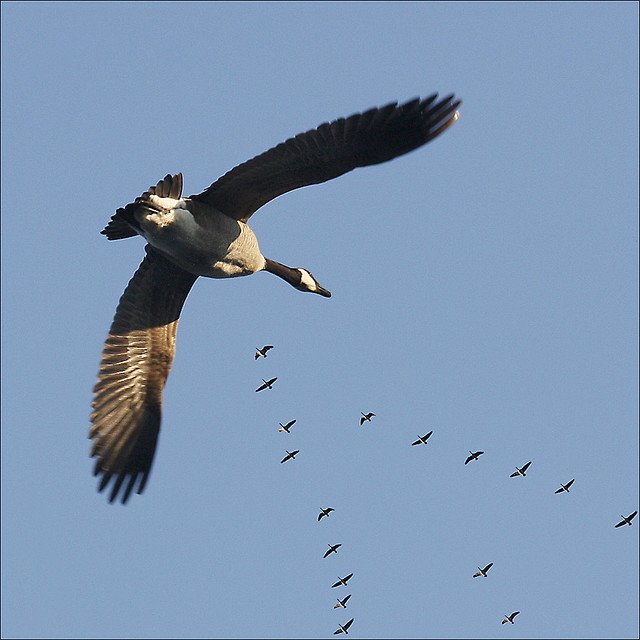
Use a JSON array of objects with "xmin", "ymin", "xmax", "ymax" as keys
[
  {"xmin": 255, "ymin": 345, "xmax": 274, "ymax": 359},
  {"xmin": 318, "ymin": 507, "xmax": 334, "ymax": 521},
  {"xmin": 255, "ymin": 377, "xmax": 278, "ymax": 392},
  {"xmin": 324, "ymin": 543, "xmax": 342, "ymax": 558},
  {"xmin": 614, "ymin": 510, "xmax": 638, "ymax": 528},
  {"xmin": 555, "ymin": 479, "xmax": 575, "ymax": 493},
  {"xmin": 334, "ymin": 594, "xmax": 352, "ymax": 609},
  {"xmin": 473, "ymin": 562, "xmax": 493, "ymax": 578},
  {"xmin": 332, "ymin": 573, "xmax": 354, "ymax": 588},
  {"xmin": 510, "ymin": 461, "xmax": 532, "ymax": 477},
  {"xmin": 465, "ymin": 450, "xmax": 484, "ymax": 464},
  {"xmin": 411, "ymin": 431, "xmax": 433, "ymax": 446},
  {"xmin": 360, "ymin": 412, "xmax": 375, "ymax": 425},
  {"xmin": 334, "ymin": 618, "xmax": 354, "ymax": 635},
  {"xmin": 278, "ymin": 419, "xmax": 296, "ymax": 433},
  {"xmin": 502, "ymin": 612, "xmax": 520, "ymax": 624},
  {"xmin": 280, "ymin": 450, "xmax": 299, "ymax": 464}
]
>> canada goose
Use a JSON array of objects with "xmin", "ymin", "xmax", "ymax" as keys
[
  {"xmin": 510, "ymin": 461, "xmax": 532, "ymax": 477},
  {"xmin": 555, "ymin": 478, "xmax": 575, "ymax": 493},
  {"xmin": 90, "ymin": 93, "xmax": 461, "ymax": 503},
  {"xmin": 334, "ymin": 594, "xmax": 352, "ymax": 609},
  {"xmin": 331, "ymin": 573, "xmax": 354, "ymax": 588},
  {"xmin": 502, "ymin": 612, "xmax": 520, "ymax": 625},
  {"xmin": 411, "ymin": 431, "xmax": 433, "ymax": 446},
  {"xmin": 614, "ymin": 510, "xmax": 638, "ymax": 528},
  {"xmin": 473, "ymin": 562, "xmax": 493, "ymax": 578},
  {"xmin": 278, "ymin": 419, "xmax": 297, "ymax": 433},
  {"xmin": 360, "ymin": 412, "xmax": 376, "ymax": 426},
  {"xmin": 255, "ymin": 377, "xmax": 278, "ymax": 392},
  {"xmin": 334, "ymin": 618, "xmax": 354, "ymax": 635},
  {"xmin": 318, "ymin": 507, "xmax": 334, "ymax": 521},
  {"xmin": 465, "ymin": 450, "xmax": 484, "ymax": 464},
  {"xmin": 324, "ymin": 543, "xmax": 342, "ymax": 558},
  {"xmin": 255, "ymin": 345, "xmax": 274, "ymax": 359},
  {"xmin": 280, "ymin": 450, "xmax": 299, "ymax": 464}
]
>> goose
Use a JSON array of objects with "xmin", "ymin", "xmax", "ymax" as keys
[
  {"xmin": 255, "ymin": 377, "xmax": 277, "ymax": 392},
  {"xmin": 280, "ymin": 450, "xmax": 299, "ymax": 464},
  {"xmin": 501, "ymin": 612, "xmax": 520, "ymax": 625},
  {"xmin": 90, "ymin": 93, "xmax": 461, "ymax": 503},
  {"xmin": 331, "ymin": 573, "xmax": 354, "ymax": 588},
  {"xmin": 360, "ymin": 412, "xmax": 376, "ymax": 426},
  {"xmin": 473, "ymin": 562, "xmax": 493, "ymax": 578},
  {"xmin": 334, "ymin": 594, "xmax": 352, "ymax": 609},
  {"xmin": 334, "ymin": 618, "xmax": 354, "ymax": 635},
  {"xmin": 255, "ymin": 345, "xmax": 274, "ymax": 360},
  {"xmin": 411, "ymin": 431, "xmax": 433, "ymax": 446},
  {"xmin": 318, "ymin": 507, "xmax": 335, "ymax": 521},
  {"xmin": 555, "ymin": 478, "xmax": 575, "ymax": 493},
  {"xmin": 465, "ymin": 450, "xmax": 484, "ymax": 464},
  {"xmin": 278, "ymin": 419, "xmax": 297, "ymax": 433},
  {"xmin": 614, "ymin": 510, "xmax": 638, "ymax": 528},
  {"xmin": 324, "ymin": 543, "xmax": 342, "ymax": 558},
  {"xmin": 510, "ymin": 461, "xmax": 532, "ymax": 477}
]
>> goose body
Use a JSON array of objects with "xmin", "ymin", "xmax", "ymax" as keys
[
  {"xmin": 510, "ymin": 461, "xmax": 532, "ymax": 477},
  {"xmin": 318, "ymin": 507, "xmax": 335, "ymax": 521},
  {"xmin": 255, "ymin": 377, "xmax": 277, "ymax": 392},
  {"xmin": 90, "ymin": 93, "xmax": 461, "ymax": 503},
  {"xmin": 255, "ymin": 345, "xmax": 274, "ymax": 359},
  {"xmin": 332, "ymin": 573, "xmax": 354, "ymax": 588},
  {"xmin": 324, "ymin": 543, "xmax": 342, "ymax": 558},
  {"xmin": 615, "ymin": 510, "xmax": 638, "ymax": 527},
  {"xmin": 360, "ymin": 412, "xmax": 376, "ymax": 426},
  {"xmin": 411, "ymin": 431, "xmax": 433, "ymax": 446},
  {"xmin": 280, "ymin": 450, "xmax": 299, "ymax": 464},
  {"xmin": 334, "ymin": 618, "xmax": 354, "ymax": 635},
  {"xmin": 473, "ymin": 562, "xmax": 493, "ymax": 578},
  {"xmin": 334, "ymin": 594, "xmax": 352, "ymax": 609},
  {"xmin": 555, "ymin": 479, "xmax": 575, "ymax": 493},
  {"xmin": 502, "ymin": 612, "xmax": 520, "ymax": 624},
  {"xmin": 278, "ymin": 419, "xmax": 297, "ymax": 433},
  {"xmin": 465, "ymin": 450, "xmax": 484, "ymax": 464}
]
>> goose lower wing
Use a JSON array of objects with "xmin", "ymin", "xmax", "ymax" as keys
[{"xmin": 90, "ymin": 245, "xmax": 198, "ymax": 503}]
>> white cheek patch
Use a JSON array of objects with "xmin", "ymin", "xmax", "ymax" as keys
[{"xmin": 298, "ymin": 269, "xmax": 317, "ymax": 291}]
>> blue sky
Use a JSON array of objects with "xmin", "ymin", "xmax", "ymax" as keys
[{"xmin": 1, "ymin": 2, "xmax": 638, "ymax": 639}]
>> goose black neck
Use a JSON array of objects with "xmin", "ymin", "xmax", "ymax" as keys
[{"xmin": 264, "ymin": 258, "xmax": 300, "ymax": 287}]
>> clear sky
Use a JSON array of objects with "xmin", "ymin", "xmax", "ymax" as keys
[{"xmin": 1, "ymin": 2, "xmax": 638, "ymax": 639}]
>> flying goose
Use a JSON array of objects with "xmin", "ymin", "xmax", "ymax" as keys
[
  {"xmin": 501, "ymin": 612, "xmax": 520, "ymax": 625},
  {"xmin": 331, "ymin": 573, "xmax": 354, "ymax": 588},
  {"xmin": 278, "ymin": 419, "xmax": 297, "ymax": 433},
  {"xmin": 334, "ymin": 594, "xmax": 352, "ymax": 609},
  {"xmin": 280, "ymin": 450, "xmax": 299, "ymax": 464},
  {"xmin": 411, "ymin": 431, "xmax": 433, "ymax": 446},
  {"xmin": 90, "ymin": 93, "xmax": 461, "ymax": 503},
  {"xmin": 334, "ymin": 618, "xmax": 354, "ymax": 635},
  {"xmin": 360, "ymin": 412, "xmax": 376, "ymax": 426},
  {"xmin": 614, "ymin": 510, "xmax": 638, "ymax": 528},
  {"xmin": 318, "ymin": 507, "xmax": 334, "ymax": 521},
  {"xmin": 473, "ymin": 562, "xmax": 493, "ymax": 578},
  {"xmin": 255, "ymin": 377, "xmax": 278, "ymax": 392},
  {"xmin": 555, "ymin": 478, "xmax": 575, "ymax": 493},
  {"xmin": 465, "ymin": 450, "xmax": 484, "ymax": 464},
  {"xmin": 324, "ymin": 543, "xmax": 342, "ymax": 558},
  {"xmin": 510, "ymin": 461, "xmax": 532, "ymax": 477},
  {"xmin": 255, "ymin": 345, "xmax": 274, "ymax": 359}
]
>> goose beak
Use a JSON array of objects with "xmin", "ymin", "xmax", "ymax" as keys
[{"xmin": 316, "ymin": 285, "xmax": 332, "ymax": 298}]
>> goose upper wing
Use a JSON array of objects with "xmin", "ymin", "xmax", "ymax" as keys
[
  {"xmin": 190, "ymin": 94, "xmax": 461, "ymax": 222},
  {"xmin": 90, "ymin": 246, "xmax": 198, "ymax": 504}
]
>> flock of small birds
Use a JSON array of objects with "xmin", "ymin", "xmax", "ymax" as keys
[{"xmin": 253, "ymin": 343, "xmax": 637, "ymax": 634}]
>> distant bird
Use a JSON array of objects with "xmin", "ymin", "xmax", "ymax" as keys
[
  {"xmin": 465, "ymin": 450, "xmax": 484, "ymax": 464},
  {"xmin": 555, "ymin": 479, "xmax": 575, "ymax": 493},
  {"xmin": 614, "ymin": 510, "xmax": 638, "ymax": 528},
  {"xmin": 502, "ymin": 612, "xmax": 520, "ymax": 625},
  {"xmin": 280, "ymin": 450, "xmax": 299, "ymax": 464},
  {"xmin": 334, "ymin": 594, "xmax": 352, "ymax": 609},
  {"xmin": 318, "ymin": 507, "xmax": 334, "ymax": 521},
  {"xmin": 510, "ymin": 461, "xmax": 532, "ymax": 477},
  {"xmin": 411, "ymin": 431, "xmax": 433, "ymax": 446},
  {"xmin": 473, "ymin": 562, "xmax": 493, "ymax": 578},
  {"xmin": 334, "ymin": 618, "xmax": 354, "ymax": 635},
  {"xmin": 360, "ymin": 412, "xmax": 375, "ymax": 426},
  {"xmin": 331, "ymin": 573, "xmax": 354, "ymax": 588},
  {"xmin": 324, "ymin": 543, "xmax": 342, "ymax": 558},
  {"xmin": 255, "ymin": 345, "xmax": 274, "ymax": 359},
  {"xmin": 278, "ymin": 419, "xmax": 297, "ymax": 433},
  {"xmin": 255, "ymin": 377, "xmax": 278, "ymax": 392}
]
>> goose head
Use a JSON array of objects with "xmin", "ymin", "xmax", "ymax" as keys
[{"xmin": 295, "ymin": 268, "xmax": 332, "ymax": 297}]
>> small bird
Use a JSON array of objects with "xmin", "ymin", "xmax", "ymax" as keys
[
  {"xmin": 555, "ymin": 479, "xmax": 575, "ymax": 493},
  {"xmin": 473, "ymin": 562, "xmax": 493, "ymax": 578},
  {"xmin": 334, "ymin": 618, "xmax": 354, "ymax": 635},
  {"xmin": 465, "ymin": 450, "xmax": 484, "ymax": 464},
  {"xmin": 510, "ymin": 461, "xmax": 532, "ymax": 477},
  {"xmin": 278, "ymin": 419, "xmax": 297, "ymax": 433},
  {"xmin": 502, "ymin": 612, "xmax": 520, "ymax": 625},
  {"xmin": 334, "ymin": 594, "xmax": 352, "ymax": 609},
  {"xmin": 318, "ymin": 507, "xmax": 334, "ymax": 521},
  {"xmin": 324, "ymin": 543, "xmax": 342, "ymax": 558},
  {"xmin": 280, "ymin": 450, "xmax": 299, "ymax": 464},
  {"xmin": 255, "ymin": 377, "xmax": 278, "ymax": 392},
  {"xmin": 411, "ymin": 431, "xmax": 433, "ymax": 446},
  {"xmin": 255, "ymin": 345, "xmax": 274, "ymax": 359},
  {"xmin": 614, "ymin": 510, "xmax": 638, "ymax": 528},
  {"xmin": 360, "ymin": 412, "xmax": 375, "ymax": 426},
  {"xmin": 331, "ymin": 573, "xmax": 354, "ymax": 588}
]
